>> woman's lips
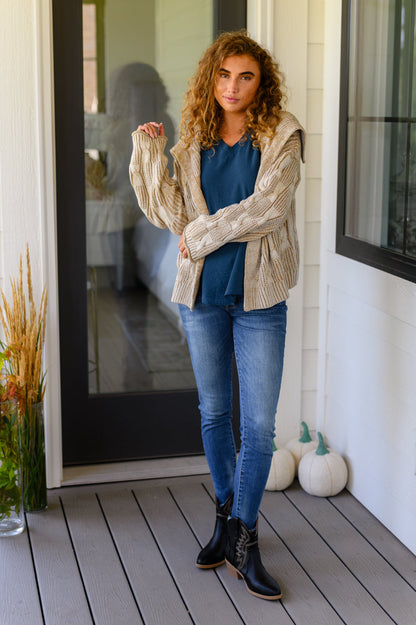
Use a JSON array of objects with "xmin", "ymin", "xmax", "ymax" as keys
[{"xmin": 224, "ymin": 96, "xmax": 239, "ymax": 103}]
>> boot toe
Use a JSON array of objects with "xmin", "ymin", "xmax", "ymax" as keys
[
  {"xmin": 244, "ymin": 572, "xmax": 282, "ymax": 600},
  {"xmin": 196, "ymin": 541, "xmax": 226, "ymax": 569}
]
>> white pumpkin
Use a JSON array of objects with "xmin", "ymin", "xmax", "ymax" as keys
[
  {"xmin": 298, "ymin": 432, "xmax": 348, "ymax": 497},
  {"xmin": 265, "ymin": 442, "xmax": 296, "ymax": 491},
  {"xmin": 285, "ymin": 421, "xmax": 318, "ymax": 474}
]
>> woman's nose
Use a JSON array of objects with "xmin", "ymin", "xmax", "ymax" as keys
[{"xmin": 227, "ymin": 78, "xmax": 239, "ymax": 93}]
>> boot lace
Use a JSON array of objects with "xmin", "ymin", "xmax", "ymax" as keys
[{"xmin": 235, "ymin": 525, "xmax": 257, "ymax": 569}]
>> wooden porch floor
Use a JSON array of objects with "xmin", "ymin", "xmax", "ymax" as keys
[{"xmin": 1, "ymin": 475, "xmax": 416, "ymax": 625}]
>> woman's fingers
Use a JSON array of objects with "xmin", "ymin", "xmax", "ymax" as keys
[
  {"xmin": 178, "ymin": 233, "xmax": 188, "ymax": 259},
  {"xmin": 137, "ymin": 122, "xmax": 164, "ymax": 138}
]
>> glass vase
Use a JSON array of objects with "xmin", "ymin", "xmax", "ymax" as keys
[
  {"xmin": 0, "ymin": 400, "xmax": 25, "ymax": 537},
  {"xmin": 21, "ymin": 402, "xmax": 47, "ymax": 512}
]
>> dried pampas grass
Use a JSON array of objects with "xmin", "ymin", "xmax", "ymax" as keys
[{"xmin": 0, "ymin": 244, "xmax": 47, "ymax": 411}]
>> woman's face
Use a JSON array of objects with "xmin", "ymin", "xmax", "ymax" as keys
[{"xmin": 214, "ymin": 54, "xmax": 261, "ymax": 115}]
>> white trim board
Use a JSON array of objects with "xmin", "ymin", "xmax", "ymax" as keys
[{"xmin": 62, "ymin": 455, "xmax": 210, "ymax": 486}]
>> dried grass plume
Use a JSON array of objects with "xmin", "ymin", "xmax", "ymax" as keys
[{"xmin": 0, "ymin": 245, "xmax": 47, "ymax": 411}]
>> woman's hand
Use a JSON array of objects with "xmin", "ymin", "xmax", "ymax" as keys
[
  {"xmin": 178, "ymin": 233, "xmax": 188, "ymax": 259},
  {"xmin": 136, "ymin": 122, "xmax": 164, "ymax": 138}
]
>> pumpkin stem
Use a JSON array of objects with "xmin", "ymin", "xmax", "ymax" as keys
[
  {"xmin": 316, "ymin": 432, "xmax": 330, "ymax": 455},
  {"xmin": 299, "ymin": 421, "xmax": 312, "ymax": 443},
  {"xmin": 272, "ymin": 440, "xmax": 277, "ymax": 452}
]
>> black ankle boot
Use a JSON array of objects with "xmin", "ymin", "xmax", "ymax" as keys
[
  {"xmin": 225, "ymin": 517, "xmax": 282, "ymax": 600},
  {"xmin": 196, "ymin": 494, "xmax": 233, "ymax": 569}
]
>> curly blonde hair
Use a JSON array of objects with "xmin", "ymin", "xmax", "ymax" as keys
[{"xmin": 180, "ymin": 31, "xmax": 286, "ymax": 149}]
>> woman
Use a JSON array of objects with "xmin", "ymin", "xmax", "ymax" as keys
[{"xmin": 129, "ymin": 31, "xmax": 305, "ymax": 601}]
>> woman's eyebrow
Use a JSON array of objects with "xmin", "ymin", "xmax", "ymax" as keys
[{"xmin": 218, "ymin": 68, "xmax": 256, "ymax": 76}]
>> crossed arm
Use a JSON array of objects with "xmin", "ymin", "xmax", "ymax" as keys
[{"xmin": 130, "ymin": 124, "xmax": 301, "ymax": 262}]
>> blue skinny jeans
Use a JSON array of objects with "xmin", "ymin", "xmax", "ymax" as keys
[{"xmin": 179, "ymin": 298, "xmax": 287, "ymax": 529}]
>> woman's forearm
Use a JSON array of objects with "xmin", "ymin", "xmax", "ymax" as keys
[
  {"xmin": 129, "ymin": 130, "xmax": 188, "ymax": 235},
  {"xmin": 182, "ymin": 133, "xmax": 301, "ymax": 261}
]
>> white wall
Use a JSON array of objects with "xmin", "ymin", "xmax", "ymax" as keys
[
  {"xmin": 271, "ymin": 1, "xmax": 308, "ymax": 445},
  {"xmin": 302, "ymin": 0, "xmax": 325, "ymax": 432},
  {"xmin": 319, "ymin": 0, "xmax": 416, "ymax": 555},
  {"xmin": 0, "ymin": 0, "xmax": 61, "ymax": 486}
]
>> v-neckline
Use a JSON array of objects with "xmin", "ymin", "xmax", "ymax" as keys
[{"xmin": 220, "ymin": 135, "xmax": 245, "ymax": 148}]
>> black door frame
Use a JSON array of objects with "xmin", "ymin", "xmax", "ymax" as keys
[{"xmin": 53, "ymin": 0, "xmax": 246, "ymax": 465}]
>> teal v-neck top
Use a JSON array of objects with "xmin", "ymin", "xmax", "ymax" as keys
[{"xmin": 199, "ymin": 136, "xmax": 261, "ymax": 305}]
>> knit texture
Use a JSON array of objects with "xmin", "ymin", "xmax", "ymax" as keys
[{"xmin": 129, "ymin": 111, "xmax": 305, "ymax": 311}]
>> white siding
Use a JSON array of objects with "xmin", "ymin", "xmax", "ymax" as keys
[
  {"xmin": 320, "ymin": 1, "xmax": 416, "ymax": 554},
  {"xmin": 0, "ymin": 0, "xmax": 62, "ymax": 487},
  {"xmin": 302, "ymin": 0, "xmax": 325, "ymax": 432}
]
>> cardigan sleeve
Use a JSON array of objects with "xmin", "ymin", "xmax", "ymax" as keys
[
  {"xmin": 182, "ymin": 131, "xmax": 302, "ymax": 262},
  {"xmin": 129, "ymin": 131, "xmax": 189, "ymax": 236}
]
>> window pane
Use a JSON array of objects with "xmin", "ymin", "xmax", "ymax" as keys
[
  {"xmin": 344, "ymin": 0, "xmax": 416, "ymax": 258},
  {"xmin": 405, "ymin": 124, "xmax": 416, "ymax": 257},
  {"xmin": 348, "ymin": 0, "xmax": 396, "ymax": 118},
  {"xmin": 412, "ymin": 8, "xmax": 416, "ymax": 116},
  {"xmin": 387, "ymin": 122, "xmax": 411, "ymax": 253},
  {"xmin": 345, "ymin": 121, "xmax": 392, "ymax": 246},
  {"xmin": 391, "ymin": 0, "xmax": 414, "ymax": 117}
]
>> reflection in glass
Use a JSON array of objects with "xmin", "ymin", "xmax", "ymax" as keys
[
  {"xmin": 403, "ymin": 125, "xmax": 416, "ymax": 257},
  {"xmin": 345, "ymin": 0, "xmax": 416, "ymax": 259},
  {"xmin": 345, "ymin": 121, "xmax": 392, "ymax": 247},
  {"xmin": 387, "ymin": 123, "xmax": 416, "ymax": 256},
  {"xmin": 82, "ymin": 0, "xmax": 212, "ymax": 394},
  {"xmin": 387, "ymin": 124, "xmax": 407, "ymax": 253},
  {"xmin": 348, "ymin": 0, "xmax": 396, "ymax": 119}
]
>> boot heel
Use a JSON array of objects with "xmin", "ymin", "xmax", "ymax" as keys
[{"xmin": 226, "ymin": 560, "xmax": 243, "ymax": 580}]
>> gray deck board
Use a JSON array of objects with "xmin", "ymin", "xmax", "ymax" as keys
[
  {"xmin": 0, "ymin": 526, "xmax": 44, "ymax": 625},
  {"xmin": 26, "ymin": 492, "xmax": 94, "ymax": 625},
  {"xmin": 1, "ymin": 475, "xmax": 416, "ymax": 625},
  {"xmin": 98, "ymin": 487, "xmax": 193, "ymax": 625},
  {"xmin": 60, "ymin": 489, "xmax": 144, "ymax": 625},
  {"xmin": 134, "ymin": 484, "xmax": 244, "ymax": 625},
  {"xmin": 285, "ymin": 483, "xmax": 416, "ymax": 625},
  {"xmin": 262, "ymin": 487, "xmax": 396, "ymax": 625},
  {"xmin": 329, "ymin": 490, "xmax": 416, "ymax": 590}
]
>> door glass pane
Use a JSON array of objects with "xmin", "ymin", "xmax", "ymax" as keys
[{"xmin": 83, "ymin": 0, "xmax": 212, "ymax": 394}]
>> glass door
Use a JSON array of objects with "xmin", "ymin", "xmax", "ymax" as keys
[
  {"xmin": 82, "ymin": 0, "xmax": 208, "ymax": 396},
  {"xmin": 53, "ymin": 0, "xmax": 246, "ymax": 465}
]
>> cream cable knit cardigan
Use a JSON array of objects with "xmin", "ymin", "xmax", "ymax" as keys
[{"xmin": 129, "ymin": 111, "xmax": 305, "ymax": 311}]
